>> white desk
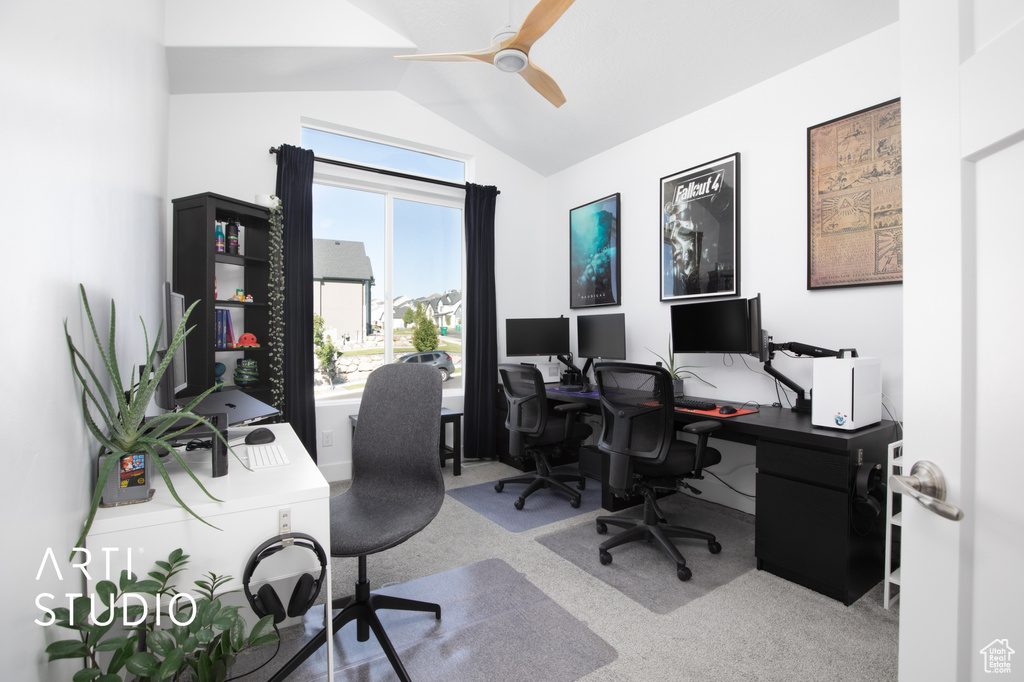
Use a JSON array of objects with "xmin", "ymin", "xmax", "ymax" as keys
[{"xmin": 85, "ymin": 422, "xmax": 333, "ymax": 678}]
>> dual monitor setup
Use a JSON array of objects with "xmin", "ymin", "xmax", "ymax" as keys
[
  {"xmin": 506, "ymin": 312, "xmax": 626, "ymax": 391},
  {"xmin": 506, "ymin": 294, "xmax": 847, "ymax": 412}
]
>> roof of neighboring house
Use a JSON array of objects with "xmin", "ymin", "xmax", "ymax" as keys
[
  {"xmin": 440, "ymin": 290, "xmax": 462, "ymax": 306},
  {"xmin": 371, "ymin": 290, "xmax": 462, "ymax": 321},
  {"xmin": 312, "ymin": 239, "xmax": 373, "ymax": 282}
]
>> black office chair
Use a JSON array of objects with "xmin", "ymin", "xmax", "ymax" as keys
[
  {"xmin": 494, "ymin": 363, "xmax": 591, "ymax": 510},
  {"xmin": 593, "ymin": 362, "xmax": 723, "ymax": 581},
  {"xmin": 268, "ymin": 363, "xmax": 444, "ymax": 682}
]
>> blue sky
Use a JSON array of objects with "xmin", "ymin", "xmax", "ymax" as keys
[
  {"xmin": 303, "ymin": 128, "xmax": 464, "ymax": 302},
  {"xmin": 310, "ymin": 182, "xmax": 462, "ymax": 300}
]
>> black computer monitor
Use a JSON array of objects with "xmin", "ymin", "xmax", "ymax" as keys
[
  {"xmin": 747, "ymin": 293, "xmax": 770, "ymax": 362},
  {"xmin": 577, "ymin": 312, "xmax": 626, "ymax": 360},
  {"xmin": 505, "ymin": 317, "xmax": 570, "ymax": 357},
  {"xmin": 671, "ymin": 296, "xmax": 760, "ymax": 356},
  {"xmin": 154, "ymin": 281, "xmax": 188, "ymax": 410}
]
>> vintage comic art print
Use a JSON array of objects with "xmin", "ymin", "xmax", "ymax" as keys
[
  {"xmin": 660, "ymin": 153, "xmax": 740, "ymax": 301},
  {"xmin": 570, "ymin": 193, "xmax": 620, "ymax": 308},
  {"xmin": 808, "ymin": 99, "xmax": 903, "ymax": 289}
]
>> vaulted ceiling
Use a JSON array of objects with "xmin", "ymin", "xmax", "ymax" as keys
[{"xmin": 166, "ymin": 0, "xmax": 899, "ymax": 176}]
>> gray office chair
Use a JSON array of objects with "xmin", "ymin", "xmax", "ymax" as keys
[
  {"xmin": 593, "ymin": 362, "xmax": 723, "ymax": 581},
  {"xmin": 268, "ymin": 363, "xmax": 444, "ymax": 682},
  {"xmin": 495, "ymin": 363, "xmax": 591, "ymax": 509}
]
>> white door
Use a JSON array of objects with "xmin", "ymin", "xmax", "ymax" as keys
[{"xmin": 899, "ymin": 1, "xmax": 1024, "ymax": 679}]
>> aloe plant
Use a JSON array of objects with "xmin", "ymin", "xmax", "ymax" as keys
[
  {"xmin": 647, "ymin": 334, "xmax": 716, "ymax": 388},
  {"xmin": 65, "ymin": 285, "xmax": 243, "ymax": 558}
]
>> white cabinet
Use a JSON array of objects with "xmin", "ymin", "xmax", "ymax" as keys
[{"xmin": 85, "ymin": 423, "xmax": 332, "ymax": 630}]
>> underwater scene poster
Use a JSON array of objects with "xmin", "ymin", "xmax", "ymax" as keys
[{"xmin": 570, "ymin": 193, "xmax": 620, "ymax": 308}]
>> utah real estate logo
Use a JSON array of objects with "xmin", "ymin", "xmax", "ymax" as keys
[{"xmin": 979, "ymin": 639, "xmax": 1014, "ymax": 674}]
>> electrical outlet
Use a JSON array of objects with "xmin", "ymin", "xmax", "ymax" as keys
[
  {"xmin": 279, "ymin": 508, "xmax": 291, "ymax": 535},
  {"xmin": 321, "ymin": 430, "xmax": 334, "ymax": 448}
]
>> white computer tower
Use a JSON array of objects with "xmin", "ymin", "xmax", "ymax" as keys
[{"xmin": 811, "ymin": 356, "xmax": 882, "ymax": 430}]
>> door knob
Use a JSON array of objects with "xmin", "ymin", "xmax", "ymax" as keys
[{"xmin": 889, "ymin": 460, "xmax": 964, "ymax": 521}]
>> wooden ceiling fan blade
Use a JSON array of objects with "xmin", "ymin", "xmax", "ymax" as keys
[
  {"xmin": 512, "ymin": 0, "xmax": 576, "ymax": 51},
  {"xmin": 394, "ymin": 44, "xmax": 499, "ymax": 65},
  {"xmin": 519, "ymin": 60, "xmax": 566, "ymax": 108}
]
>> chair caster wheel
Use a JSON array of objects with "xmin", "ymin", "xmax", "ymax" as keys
[
  {"xmin": 577, "ymin": 479, "xmax": 586, "ymax": 490},
  {"xmin": 570, "ymin": 497, "xmax": 581, "ymax": 508},
  {"xmin": 514, "ymin": 498, "xmax": 525, "ymax": 510},
  {"xmin": 596, "ymin": 521, "xmax": 608, "ymax": 535},
  {"xmin": 708, "ymin": 541, "xmax": 722, "ymax": 554},
  {"xmin": 599, "ymin": 550, "xmax": 612, "ymax": 565},
  {"xmin": 494, "ymin": 482, "xmax": 504, "ymax": 493},
  {"xmin": 677, "ymin": 565, "xmax": 692, "ymax": 581}
]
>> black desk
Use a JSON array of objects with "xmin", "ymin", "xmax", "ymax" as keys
[{"xmin": 546, "ymin": 387, "xmax": 900, "ymax": 605}]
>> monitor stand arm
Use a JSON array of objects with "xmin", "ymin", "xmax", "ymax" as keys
[
  {"xmin": 580, "ymin": 358, "xmax": 595, "ymax": 386},
  {"xmin": 556, "ymin": 354, "xmax": 585, "ymax": 387},
  {"xmin": 556, "ymin": 353, "xmax": 579, "ymax": 372},
  {"xmin": 762, "ymin": 358, "xmax": 812, "ymax": 413},
  {"xmin": 763, "ymin": 341, "xmax": 854, "ymax": 413}
]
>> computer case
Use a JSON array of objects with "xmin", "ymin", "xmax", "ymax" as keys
[{"xmin": 811, "ymin": 356, "xmax": 882, "ymax": 430}]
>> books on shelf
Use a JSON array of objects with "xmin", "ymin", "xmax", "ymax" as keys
[{"xmin": 215, "ymin": 308, "xmax": 237, "ymax": 349}]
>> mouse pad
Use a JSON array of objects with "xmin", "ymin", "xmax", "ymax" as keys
[{"xmin": 675, "ymin": 406, "xmax": 758, "ymax": 418}]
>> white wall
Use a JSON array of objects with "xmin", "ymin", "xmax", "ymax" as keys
[
  {"xmin": 0, "ymin": 7, "xmax": 908, "ymax": 672},
  {"xmin": 0, "ymin": 2, "xmax": 168, "ymax": 679},
  {"xmin": 167, "ymin": 27, "xmax": 903, "ymax": 489},
  {"xmin": 167, "ymin": 90, "xmax": 547, "ymax": 479},
  {"xmin": 544, "ymin": 24, "xmax": 903, "ymax": 411},
  {"xmin": 537, "ymin": 25, "xmax": 903, "ymax": 511}
]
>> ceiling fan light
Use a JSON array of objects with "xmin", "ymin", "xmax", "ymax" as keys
[{"xmin": 494, "ymin": 48, "xmax": 528, "ymax": 73}]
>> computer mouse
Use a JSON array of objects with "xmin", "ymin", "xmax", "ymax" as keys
[
  {"xmin": 718, "ymin": 405, "xmax": 738, "ymax": 415},
  {"xmin": 245, "ymin": 427, "xmax": 276, "ymax": 445}
]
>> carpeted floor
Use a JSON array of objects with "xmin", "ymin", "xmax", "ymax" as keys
[
  {"xmin": 253, "ymin": 459, "xmax": 898, "ymax": 682},
  {"xmin": 234, "ymin": 557, "xmax": 617, "ymax": 681},
  {"xmin": 536, "ymin": 493, "xmax": 756, "ymax": 613},
  {"xmin": 446, "ymin": 469, "xmax": 602, "ymax": 532}
]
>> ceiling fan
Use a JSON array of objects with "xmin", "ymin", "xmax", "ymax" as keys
[{"xmin": 394, "ymin": 0, "xmax": 576, "ymax": 107}]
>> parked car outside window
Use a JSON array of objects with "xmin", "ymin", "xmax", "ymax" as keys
[{"xmin": 397, "ymin": 351, "xmax": 455, "ymax": 381}]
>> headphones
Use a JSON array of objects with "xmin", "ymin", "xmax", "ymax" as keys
[
  {"xmin": 242, "ymin": 533, "xmax": 327, "ymax": 624},
  {"xmin": 853, "ymin": 463, "xmax": 884, "ymax": 522}
]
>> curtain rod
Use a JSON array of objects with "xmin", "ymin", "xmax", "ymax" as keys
[{"xmin": 269, "ymin": 146, "xmax": 498, "ymax": 194}]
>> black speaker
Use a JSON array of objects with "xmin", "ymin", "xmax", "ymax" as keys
[{"xmin": 242, "ymin": 533, "xmax": 327, "ymax": 624}]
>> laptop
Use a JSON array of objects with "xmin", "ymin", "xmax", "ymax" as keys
[{"xmin": 181, "ymin": 390, "xmax": 280, "ymax": 426}]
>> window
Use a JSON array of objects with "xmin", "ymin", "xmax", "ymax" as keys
[
  {"xmin": 303, "ymin": 125, "xmax": 466, "ymax": 401},
  {"xmin": 302, "ymin": 128, "xmax": 465, "ymax": 183}
]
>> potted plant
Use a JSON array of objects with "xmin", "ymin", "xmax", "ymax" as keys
[
  {"xmin": 45, "ymin": 548, "xmax": 279, "ymax": 682},
  {"xmin": 65, "ymin": 285, "xmax": 241, "ymax": 557},
  {"xmin": 647, "ymin": 334, "xmax": 716, "ymax": 395}
]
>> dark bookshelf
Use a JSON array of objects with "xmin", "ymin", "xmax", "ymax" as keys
[{"xmin": 172, "ymin": 192, "xmax": 272, "ymax": 402}]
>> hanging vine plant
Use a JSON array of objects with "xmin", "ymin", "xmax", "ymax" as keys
[{"xmin": 267, "ymin": 195, "xmax": 286, "ymax": 413}]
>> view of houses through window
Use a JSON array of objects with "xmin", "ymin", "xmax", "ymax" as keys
[{"xmin": 303, "ymin": 126, "xmax": 466, "ymax": 401}]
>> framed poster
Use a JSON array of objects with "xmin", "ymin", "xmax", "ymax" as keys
[
  {"xmin": 569, "ymin": 193, "xmax": 620, "ymax": 308},
  {"xmin": 660, "ymin": 153, "xmax": 740, "ymax": 301},
  {"xmin": 807, "ymin": 98, "xmax": 903, "ymax": 289}
]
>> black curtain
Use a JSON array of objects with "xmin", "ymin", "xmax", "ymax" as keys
[
  {"xmin": 463, "ymin": 183, "xmax": 500, "ymax": 459},
  {"xmin": 274, "ymin": 144, "xmax": 318, "ymax": 460}
]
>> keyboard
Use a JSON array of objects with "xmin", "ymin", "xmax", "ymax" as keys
[
  {"xmin": 673, "ymin": 397, "xmax": 718, "ymax": 411},
  {"xmin": 248, "ymin": 443, "xmax": 290, "ymax": 469}
]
